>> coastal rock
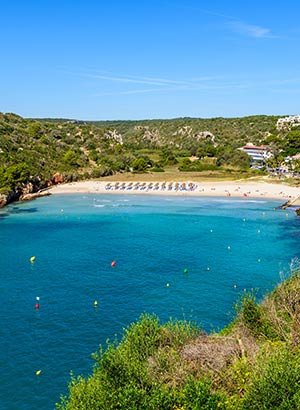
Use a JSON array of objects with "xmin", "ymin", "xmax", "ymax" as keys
[
  {"xmin": 53, "ymin": 172, "xmax": 64, "ymax": 184},
  {"xmin": 20, "ymin": 191, "xmax": 51, "ymax": 201},
  {"xmin": 0, "ymin": 181, "xmax": 48, "ymax": 208},
  {"xmin": 0, "ymin": 191, "xmax": 19, "ymax": 208},
  {"xmin": 0, "ymin": 194, "xmax": 8, "ymax": 208},
  {"xmin": 21, "ymin": 182, "xmax": 35, "ymax": 195}
]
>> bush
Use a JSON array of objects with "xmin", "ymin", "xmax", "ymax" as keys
[
  {"xmin": 57, "ymin": 314, "xmax": 200, "ymax": 409},
  {"xmin": 235, "ymin": 291, "xmax": 278, "ymax": 340},
  {"xmin": 63, "ymin": 150, "xmax": 80, "ymax": 168},
  {"xmin": 241, "ymin": 345, "xmax": 300, "ymax": 409},
  {"xmin": 151, "ymin": 167, "xmax": 165, "ymax": 172},
  {"xmin": 179, "ymin": 160, "xmax": 219, "ymax": 172},
  {"xmin": 182, "ymin": 378, "xmax": 225, "ymax": 409}
]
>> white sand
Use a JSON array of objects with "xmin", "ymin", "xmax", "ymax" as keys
[{"xmin": 47, "ymin": 180, "xmax": 300, "ymax": 205}]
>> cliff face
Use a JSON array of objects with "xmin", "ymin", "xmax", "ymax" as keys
[
  {"xmin": 0, "ymin": 181, "xmax": 50, "ymax": 208},
  {"xmin": 0, "ymin": 191, "xmax": 18, "ymax": 208}
]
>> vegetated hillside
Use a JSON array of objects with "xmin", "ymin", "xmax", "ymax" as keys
[
  {"xmin": 57, "ymin": 267, "xmax": 300, "ymax": 410},
  {"xmin": 1, "ymin": 112, "xmax": 299, "ymax": 205},
  {"xmin": 90, "ymin": 115, "xmax": 280, "ymax": 149}
]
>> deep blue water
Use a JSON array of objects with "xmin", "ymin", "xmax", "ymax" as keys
[{"xmin": 0, "ymin": 194, "xmax": 299, "ymax": 409}]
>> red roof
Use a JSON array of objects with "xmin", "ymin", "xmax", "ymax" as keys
[{"xmin": 242, "ymin": 145, "xmax": 268, "ymax": 150}]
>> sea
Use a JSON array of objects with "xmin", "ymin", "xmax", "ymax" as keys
[{"xmin": 0, "ymin": 193, "xmax": 299, "ymax": 409}]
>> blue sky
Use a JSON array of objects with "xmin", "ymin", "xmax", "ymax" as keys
[{"xmin": 1, "ymin": 0, "xmax": 300, "ymax": 120}]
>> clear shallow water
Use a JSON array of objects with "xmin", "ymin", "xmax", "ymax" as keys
[{"xmin": 0, "ymin": 194, "xmax": 299, "ymax": 409}]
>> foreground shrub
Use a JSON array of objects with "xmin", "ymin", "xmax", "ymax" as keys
[
  {"xmin": 235, "ymin": 290, "xmax": 278, "ymax": 341},
  {"xmin": 57, "ymin": 273, "xmax": 300, "ymax": 410},
  {"xmin": 241, "ymin": 344, "xmax": 300, "ymax": 409},
  {"xmin": 57, "ymin": 314, "xmax": 202, "ymax": 409}
]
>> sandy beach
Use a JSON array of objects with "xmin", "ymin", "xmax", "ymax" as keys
[{"xmin": 47, "ymin": 179, "xmax": 300, "ymax": 205}]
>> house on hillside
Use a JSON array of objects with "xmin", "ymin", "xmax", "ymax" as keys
[
  {"xmin": 276, "ymin": 115, "xmax": 300, "ymax": 130},
  {"xmin": 239, "ymin": 143, "xmax": 271, "ymax": 162}
]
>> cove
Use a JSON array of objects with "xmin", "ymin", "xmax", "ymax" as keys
[{"xmin": 0, "ymin": 194, "xmax": 299, "ymax": 409}]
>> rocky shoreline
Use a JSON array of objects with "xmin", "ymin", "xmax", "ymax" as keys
[
  {"xmin": 0, "ymin": 172, "xmax": 67, "ymax": 208},
  {"xmin": 0, "ymin": 188, "xmax": 51, "ymax": 208}
]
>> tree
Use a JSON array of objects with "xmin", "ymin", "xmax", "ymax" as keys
[
  {"xmin": 284, "ymin": 130, "xmax": 300, "ymax": 156},
  {"xmin": 63, "ymin": 150, "xmax": 80, "ymax": 167},
  {"xmin": 216, "ymin": 149, "xmax": 251, "ymax": 168},
  {"xmin": 132, "ymin": 158, "xmax": 148, "ymax": 172},
  {"xmin": 5, "ymin": 163, "xmax": 30, "ymax": 186},
  {"xmin": 197, "ymin": 143, "xmax": 217, "ymax": 158},
  {"xmin": 160, "ymin": 148, "xmax": 177, "ymax": 165},
  {"xmin": 27, "ymin": 122, "xmax": 42, "ymax": 139}
]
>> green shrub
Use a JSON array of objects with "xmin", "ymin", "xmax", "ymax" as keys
[
  {"xmin": 151, "ymin": 167, "xmax": 165, "ymax": 172},
  {"xmin": 241, "ymin": 344, "xmax": 300, "ymax": 409},
  {"xmin": 182, "ymin": 377, "xmax": 225, "ymax": 409},
  {"xmin": 57, "ymin": 314, "xmax": 200, "ymax": 409},
  {"xmin": 235, "ymin": 291, "xmax": 278, "ymax": 340}
]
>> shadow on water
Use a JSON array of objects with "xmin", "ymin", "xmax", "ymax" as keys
[{"xmin": 0, "ymin": 206, "xmax": 38, "ymax": 220}]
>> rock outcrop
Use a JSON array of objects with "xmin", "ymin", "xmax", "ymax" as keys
[
  {"xmin": 0, "ymin": 190, "xmax": 19, "ymax": 208},
  {"xmin": 20, "ymin": 191, "xmax": 51, "ymax": 201},
  {"xmin": 0, "ymin": 181, "xmax": 51, "ymax": 208},
  {"xmin": 53, "ymin": 172, "xmax": 64, "ymax": 184}
]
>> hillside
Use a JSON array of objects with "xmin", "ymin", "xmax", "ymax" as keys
[
  {"xmin": 1, "ymin": 112, "xmax": 299, "ymax": 206},
  {"xmin": 57, "ymin": 267, "xmax": 300, "ymax": 409}
]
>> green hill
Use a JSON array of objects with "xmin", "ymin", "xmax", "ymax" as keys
[
  {"xmin": 1, "ymin": 112, "xmax": 299, "ymax": 206},
  {"xmin": 57, "ymin": 269, "xmax": 300, "ymax": 409}
]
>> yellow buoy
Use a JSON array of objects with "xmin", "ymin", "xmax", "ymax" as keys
[
  {"xmin": 166, "ymin": 283, "xmax": 170, "ymax": 287},
  {"xmin": 30, "ymin": 256, "xmax": 36, "ymax": 263},
  {"xmin": 234, "ymin": 284, "xmax": 237, "ymax": 289},
  {"xmin": 94, "ymin": 300, "xmax": 98, "ymax": 307},
  {"xmin": 36, "ymin": 370, "xmax": 41, "ymax": 376}
]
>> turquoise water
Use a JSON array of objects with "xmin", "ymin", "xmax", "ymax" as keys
[{"xmin": 0, "ymin": 194, "xmax": 299, "ymax": 409}]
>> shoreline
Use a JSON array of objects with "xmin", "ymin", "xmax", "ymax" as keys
[{"xmin": 46, "ymin": 180, "xmax": 300, "ymax": 205}]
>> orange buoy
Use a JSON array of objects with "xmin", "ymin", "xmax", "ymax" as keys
[
  {"xmin": 35, "ymin": 303, "xmax": 40, "ymax": 310},
  {"xmin": 111, "ymin": 260, "xmax": 117, "ymax": 268}
]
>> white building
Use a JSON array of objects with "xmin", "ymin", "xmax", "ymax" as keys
[
  {"xmin": 276, "ymin": 115, "xmax": 300, "ymax": 130},
  {"xmin": 239, "ymin": 143, "xmax": 270, "ymax": 162}
]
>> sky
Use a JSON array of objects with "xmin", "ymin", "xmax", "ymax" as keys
[{"xmin": 1, "ymin": 0, "xmax": 300, "ymax": 120}]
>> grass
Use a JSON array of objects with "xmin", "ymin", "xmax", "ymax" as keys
[{"xmin": 99, "ymin": 167, "xmax": 268, "ymax": 183}]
